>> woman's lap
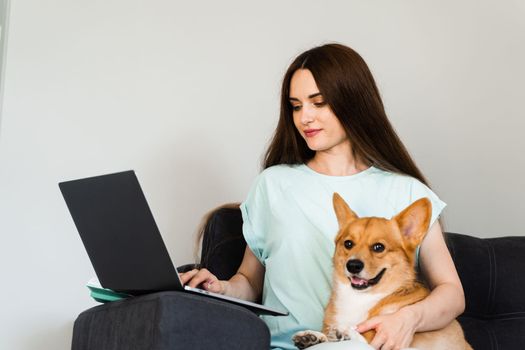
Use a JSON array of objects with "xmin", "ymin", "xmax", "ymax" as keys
[{"xmin": 308, "ymin": 340, "xmax": 374, "ymax": 349}]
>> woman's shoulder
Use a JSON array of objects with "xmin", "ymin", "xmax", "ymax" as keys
[
  {"xmin": 251, "ymin": 164, "xmax": 304, "ymax": 192},
  {"xmin": 371, "ymin": 167, "xmax": 442, "ymax": 204},
  {"xmin": 367, "ymin": 166, "xmax": 424, "ymax": 192},
  {"xmin": 370, "ymin": 166, "xmax": 415, "ymax": 181},
  {"xmin": 260, "ymin": 164, "xmax": 303, "ymax": 177},
  {"xmin": 258, "ymin": 164, "xmax": 310, "ymax": 183}
]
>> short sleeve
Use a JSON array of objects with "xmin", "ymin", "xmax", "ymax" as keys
[
  {"xmin": 240, "ymin": 174, "xmax": 269, "ymax": 265},
  {"xmin": 409, "ymin": 179, "xmax": 447, "ymax": 226}
]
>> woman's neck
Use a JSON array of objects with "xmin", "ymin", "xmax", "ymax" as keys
[{"xmin": 306, "ymin": 152, "xmax": 369, "ymax": 176}]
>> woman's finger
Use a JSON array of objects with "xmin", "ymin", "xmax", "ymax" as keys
[
  {"xmin": 187, "ymin": 269, "xmax": 216, "ymax": 288},
  {"xmin": 203, "ymin": 279, "xmax": 224, "ymax": 293},
  {"xmin": 179, "ymin": 269, "xmax": 200, "ymax": 285}
]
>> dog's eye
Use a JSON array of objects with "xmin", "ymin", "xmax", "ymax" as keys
[
  {"xmin": 372, "ymin": 243, "xmax": 385, "ymax": 253},
  {"xmin": 343, "ymin": 240, "xmax": 353, "ymax": 249}
]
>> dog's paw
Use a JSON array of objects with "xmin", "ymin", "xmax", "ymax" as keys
[
  {"xmin": 292, "ymin": 330, "xmax": 327, "ymax": 349},
  {"xmin": 326, "ymin": 326, "xmax": 368, "ymax": 343},
  {"xmin": 326, "ymin": 326, "xmax": 352, "ymax": 342}
]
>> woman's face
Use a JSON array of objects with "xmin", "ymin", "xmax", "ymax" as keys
[{"xmin": 289, "ymin": 69, "xmax": 350, "ymax": 154}]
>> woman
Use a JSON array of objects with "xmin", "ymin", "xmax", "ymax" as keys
[{"xmin": 181, "ymin": 43, "xmax": 465, "ymax": 350}]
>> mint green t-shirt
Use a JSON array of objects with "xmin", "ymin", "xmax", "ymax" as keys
[{"xmin": 240, "ymin": 164, "xmax": 446, "ymax": 350}]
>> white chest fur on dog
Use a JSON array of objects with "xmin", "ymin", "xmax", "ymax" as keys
[{"xmin": 333, "ymin": 281, "xmax": 386, "ymax": 328}]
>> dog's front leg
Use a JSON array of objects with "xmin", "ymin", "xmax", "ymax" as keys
[
  {"xmin": 326, "ymin": 326, "xmax": 368, "ymax": 343},
  {"xmin": 292, "ymin": 330, "xmax": 328, "ymax": 349},
  {"xmin": 326, "ymin": 326, "xmax": 351, "ymax": 342}
]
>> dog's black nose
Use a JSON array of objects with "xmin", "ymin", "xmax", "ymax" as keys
[{"xmin": 346, "ymin": 259, "xmax": 364, "ymax": 274}]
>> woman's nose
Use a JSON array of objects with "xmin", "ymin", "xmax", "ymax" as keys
[{"xmin": 300, "ymin": 104, "xmax": 315, "ymax": 124}]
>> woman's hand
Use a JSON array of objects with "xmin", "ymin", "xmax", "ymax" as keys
[
  {"xmin": 179, "ymin": 268, "xmax": 226, "ymax": 294},
  {"xmin": 356, "ymin": 306, "xmax": 419, "ymax": 350},
  {"xmin": 179, "ymin": 248, "xmax": 264, "ymax": 302}
]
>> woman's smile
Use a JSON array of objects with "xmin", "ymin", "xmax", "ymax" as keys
[{"xmin": 304, "ymin": 128, "xmax": 322, "ymax": 138}]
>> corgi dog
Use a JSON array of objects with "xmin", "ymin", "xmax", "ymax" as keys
[{"xmin": 293, "ymin": 193, "xmax": 472, "ymax": 350}]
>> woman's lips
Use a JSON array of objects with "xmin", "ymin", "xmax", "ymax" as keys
[{"xmin": 304, "ymin": 129, "xmax": 321, "ymax": 137}]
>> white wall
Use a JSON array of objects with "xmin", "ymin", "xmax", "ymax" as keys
[
  {"xmin": 0, "ymin": 0, "xmax": 523, "ymax": 349},
  {"xmin": 0, "ymin": 0, "xmax": 8, "ymax": 125}
]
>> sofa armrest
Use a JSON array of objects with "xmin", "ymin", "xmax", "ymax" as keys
[
  {"xmin": 71, "ymin": 291, "xmax": 270, "ymax": 350},
  {"xmin": 445, "ymin": 232, "xmax": 525, "ymax": 350}
]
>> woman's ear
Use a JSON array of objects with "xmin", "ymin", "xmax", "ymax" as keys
[
  {"xmin": 394, "ymin": 198, "xmax": 432, "ymax": 247},
  {"xmin": 333, "ymin": 192, "xmax": 358, "ymax": 229}
]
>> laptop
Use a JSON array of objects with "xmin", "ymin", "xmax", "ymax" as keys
[{"xmin": 59, "ymin": 170, "xmax": 288, "ymax": 316}]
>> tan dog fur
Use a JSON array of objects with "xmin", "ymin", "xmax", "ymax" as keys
[{"xmin": 293, "ymin": 193, "xmax": 472, "ymax": 350}]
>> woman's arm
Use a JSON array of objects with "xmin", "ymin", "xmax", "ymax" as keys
[
  {"xmin": 405, "ymin": 220, "xmax": 465, "ymax": 331},
  {"xmin": 180, "ymin": 246, "xmax": 265, "ymax": 302},
  {"xmin": 357, "ymin": 221, "xmax": 465, "ymax": 349}
]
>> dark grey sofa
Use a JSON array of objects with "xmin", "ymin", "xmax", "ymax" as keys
[{"xmin": 71, "ymin": 207, "xmax": 525, "ymax": 350}]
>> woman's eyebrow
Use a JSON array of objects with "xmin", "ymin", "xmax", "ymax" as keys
[{"xmin": 288, "ymin": 92, "xmax": 323, "ymax": 101}]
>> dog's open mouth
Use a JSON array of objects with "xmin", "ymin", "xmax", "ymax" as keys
[{"xmin": 349, "ymin": 268, "xmax": 386, "ymax": 290}]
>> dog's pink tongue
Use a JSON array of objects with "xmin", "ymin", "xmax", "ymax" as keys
[{"xmin": 351, "ymin": 276, "xmax": 368, "ymax": 286}]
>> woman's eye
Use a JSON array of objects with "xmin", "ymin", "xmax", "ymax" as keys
[
  {"xmin": 292, "ymin": 105, "xmax": 302, "ymax": 111},
  {"xmin": 344, "ymin": 240, "xmax": 353, "ymax": 249},
  {"xmin": 372, "ymin": 243, "xmax": 385, "ymax": 253},
  {"xmin": 313, "ymin": 101, "xmax": 326, "ymax": 107}
]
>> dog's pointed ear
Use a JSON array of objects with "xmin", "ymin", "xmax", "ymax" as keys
[
  {"xmin": 394, "ymin": 198, "xmax": 432, "ymax": 246},
  {"xmin": 333, "ymin": 192, "xmax": 359, "ymax": 229}
]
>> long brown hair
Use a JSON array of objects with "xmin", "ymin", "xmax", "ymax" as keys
[{"xmin": 263, "ymin": 43, "xmax": 430, "ymax": 187}]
